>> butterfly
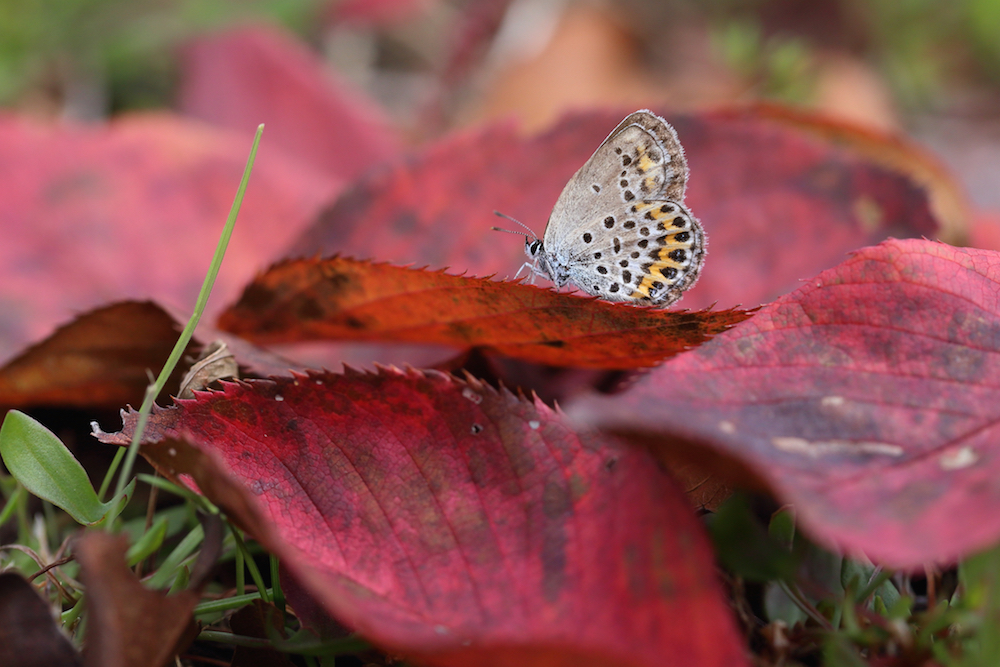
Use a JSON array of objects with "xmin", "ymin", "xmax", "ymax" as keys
[{"xmin": 497, "ymin": 110, "xmax": 706, "ymax": 307}]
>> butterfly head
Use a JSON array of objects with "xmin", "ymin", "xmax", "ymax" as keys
[{"xmin": 526, "ymin": 238, "xmax": 543, "ymax": 259}]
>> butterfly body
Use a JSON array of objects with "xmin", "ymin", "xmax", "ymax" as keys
[{"xmin": 523, "ymin": 110, "xmax": 706, "ymax": 307}]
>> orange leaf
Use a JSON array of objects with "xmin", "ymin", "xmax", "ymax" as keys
[{"xmin": 218, "ymin": 256, "xmax": 753, "ymax": 369}]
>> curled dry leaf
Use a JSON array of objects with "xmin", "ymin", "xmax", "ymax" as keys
[
  {"xmin": 0, "ymin": 572, "xmax": 81, "ymax": 667},
  {"xmin": 76, "ymin": 523, "xmax": 222, "ymax": 667},
  {"xmin": 572, "ymin": 239, "xmax": 1000, "ymax": 568},
  {"xmin": 177, "ymin": 340, "xmax": 239, "ymax": 399},
  {"xmin": 0, "ymin": 300, "xmax": 303, "ymax": 410},
  {"xmin": 0, "ymin": 301, "xmax": 191, "ymax": 409},
  {"xmin": 217, "ymin": 256, "xmax": 752, "ymax": 369},
  {"xmin": 95, "ymin": 367, "xmax": 747, "ymax": 667}
]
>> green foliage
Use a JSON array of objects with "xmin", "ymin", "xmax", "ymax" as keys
[
  {"xmin": 711, "ymin": 19, "xmax": 816, "ymax": 103},
  {"xmin": 706, "ymin": 492, "xmax": 1000, "ymax": 664},
  {"xmin": 0, "ymin": 0, "xmax": 324, "ymax": 110},
  {"xmin": 963, "ymin": 0, "xmax": 1000, "ymax": 82},
  {"xmin": 701, "ymin": 0, "xmax": 1000, "ymax": 113},
  {"xmin": 0, "ymin": 409, "xmax": 133, "ymax": 525},
  {"xmin": 707, "ymin": 491, "xmax": 799, "ymax": 581},
  {"xmin": 954, "ymin": 543, "xmax": 1000, "ymax": 666}
]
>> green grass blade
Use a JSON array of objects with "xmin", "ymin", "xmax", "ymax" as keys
[{"xmin": 104, "ymin": 124, "xmax": 264, "ymax": 525}]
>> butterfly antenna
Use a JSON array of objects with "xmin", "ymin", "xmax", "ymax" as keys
[{"xmin": 492, "ymin": 210, "xmax": 537, "ymax": 239}]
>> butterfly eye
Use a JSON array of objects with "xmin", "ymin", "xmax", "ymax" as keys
[{"xmin": 527, "ymin": 239, "xmax": 543, "ymax": 257}]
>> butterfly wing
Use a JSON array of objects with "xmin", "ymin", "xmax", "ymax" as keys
[{"xmin": 542, "ymin": 110, "xmax": 705, "ymax": 306}]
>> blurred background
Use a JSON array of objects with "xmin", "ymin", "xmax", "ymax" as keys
[{"xmin": 2, "ymin": 0, "xmax": 999, "ymax": 208}]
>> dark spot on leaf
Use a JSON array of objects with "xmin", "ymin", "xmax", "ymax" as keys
[
  {"xmin": 239, "ymin": 284, "xmax": 278, "ymax": 311},
  {"xmin": 295, "ymin": 297, "xmax": 325, "ymax": 323}
]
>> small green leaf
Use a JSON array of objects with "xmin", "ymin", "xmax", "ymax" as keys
[
  {"xmin": 823, "ymin": 634, "xmax": 868, "ymax": 667},
  {"xmin": 126, "ymin": 516, "xmax": 169, "ymax": 566},
  {"xmin": 707, "ymin": 492, "xmax": 797, "ymax": 581},
  {"xmin": 1, "ymin": 410, "xmax": 110, "ymax": 524},
  {"xmin": 148, "ymin": 523, "xmax": 204, "ymax": 589}
]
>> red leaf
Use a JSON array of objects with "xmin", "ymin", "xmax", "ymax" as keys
[
  {"xmin": 746, "ymin": 103, "xmax": 972, "ymax": 241},
  {"xmin": 287, "ymin": 107, "xmax": 940, "ymax": 311},
  {"xmin": 572, "ymin": 238, "xmax": 1000, "ymax": 567},
  {"xmin": 97, "ymin": 369, "xmax": 747, "ymax": 667},
  {"xmin": 331, "ymin": 0, "xmax": 434, "ymax": 25},
  {"xmin": 217, "ymin": 256, "xmax": 753, "ymax": 368},
  {"xmin": 178, "ymin": 25, "xmax": 400, "ymax": 182},
  {"xmin": 0, "ymin": 113, "xmax": 336, "ymax": 365},
  {"xmin": 970, "ymin": 210, "xmax": 1000, "ymax": 252}
]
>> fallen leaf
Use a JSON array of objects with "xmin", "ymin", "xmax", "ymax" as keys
[
  {"xmin": 77, "ymin": 518, "xmax": 222, "ymax": 667},
  {"xmin": 217, "ymin": 256, "xmax": 752, "ymax": 368},
  {"xmin": 571, "ymin": 238, "xmax": 1000, "ymax": 568},
  {"xmin": 0, "ymin": 572, "xmax": 81, "ymax": 667},
  {"xmin": 0, "ymin": 301, "xmax": 299, "ymax": 409},
  {"xmin": 0, "ymin": 112, "xmax": 337, "ymax": 365},
  {"xmin": 96, "ymin": 368, "xmax": 747, "ymax": 667},
  {"xmin": 0, "ymin": 301, "xmax": 190, "ymax": 409},
  {"xmin": 178, "ymin": 24, "xmax": 400, "ymax": 182},
  {"xmin": 287, "ymin": 107, "xmax": 940, "ymax": 313},
  {"xmin": 177, "ymin": 341, "xmax": 239, "ymax": 399},
  {"xmin": 331, "ymin": 0, "xmax": 434, "ymax": 25},
  {"xmin": 750, "ymin": 102, "xmax": 971, "ymax": 243}
]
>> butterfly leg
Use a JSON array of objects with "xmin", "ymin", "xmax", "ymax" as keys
[{"xmin": 513, "ymin": 261, "xmax": 539, "ymax": 284}]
